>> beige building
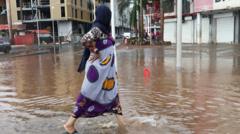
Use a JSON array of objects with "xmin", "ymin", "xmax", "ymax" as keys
[
  {"xmin": 2, "ymin": 0, "xmax": 112, "ymax": 43},
  {"xmin": 10, "ymin": 0, "xmax": 93, "ymax": 23},
  {"xmin": 8, "ymin": 0, "xmax": 95, "ymax": 41}
]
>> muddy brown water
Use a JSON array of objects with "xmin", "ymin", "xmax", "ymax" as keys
[{"xmin": 0, "ymin": 45, "xmax": 240, "ymax": 134}]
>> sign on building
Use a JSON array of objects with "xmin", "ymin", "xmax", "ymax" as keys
[{"xmin": 214, "ymin": 0, "xmax": 240, "ymax": 10}]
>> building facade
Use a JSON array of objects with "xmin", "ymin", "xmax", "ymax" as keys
[
  {"xmin": 163, "ymin": 0, "xmax": 240, "ymax": 44},
  {"xmin": 9, "ymin": 0, "xmax": 94, "ymax": 42}
]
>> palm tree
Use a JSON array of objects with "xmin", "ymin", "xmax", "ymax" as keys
[
  {"xmin": 117, "ymin": 0, "xmax": 147, "ymax": 44},
  {"xmin": 118, "ymin": 0, "xmax": 132, "ymax": 16}
]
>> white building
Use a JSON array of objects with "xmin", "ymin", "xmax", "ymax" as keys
[{"xmin": 163, "ymin": 0, "xmax": 240, "ymax": 44}]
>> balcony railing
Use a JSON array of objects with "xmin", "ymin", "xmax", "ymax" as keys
[
  {"xmin": 34, "ymin": 0, "xmax": 50, "ymax": 7},
  {"xmin": 22, "ymin": 3, "xmax": 32, "ymax": 8},
  {"xmin": 21, "ymin": 0, "xmax": 50, "ymax": 9},
  {"xmin": 23, "ymin": 14, "xmax": 51, "ymax": 22}
]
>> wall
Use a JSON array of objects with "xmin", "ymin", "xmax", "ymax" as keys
[
  {"xmin": 164, "ymin": 17, "xmax": 196, "ymax": 44},
  {"xmin": 58, "ymin": 21, "xmax": 72, "ymax": 37},
  {"xmin": 9, "ymin": 0, "xmax": 19, "ymax": 24},
  {"xmin": 182, "ymin": 17, "xmax": 194, "ymax": 43},
  {"xmin": 214, "ymin": 12, "xmax": 235, "ymax": 43},
  {"xmin": 194, "ymin": 0, "xmax": 213, "ymax": 12},
  {"xmin": 202, "ymin": 17, "xmax": 210, "ymax": 43},
  {"xmin": 50, "ymin": 0, "xmax": 64, "ymax": 20},
  {"xmin": 66, "ymin": 0, "xmax": 91, "ymax": 22},
  {"xmin": 14, "ymin": 34, "xmax": 35, "ymax": 45},
  {"xmin": 164, "ymin": 18, "xmax": 176, "ymax": 43}
]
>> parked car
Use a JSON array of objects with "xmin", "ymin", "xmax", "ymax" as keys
[
  {"xmin": 39, "ymin": 33, "xmax": 53, "ymax": 44},
  {"xmin": 0, "ymin": 35, "xmax": 11, "ymax": 54},
  {"xmin": 115, "ymin": 34, "xmax": 123, "ymax": 39},
  {"xmin": 122, "ymin": 32, "xmax": 136, "ymax": 39},
  {"xmin": 122, "ymin": 32, "xmax": 131, "ymax": 39}
]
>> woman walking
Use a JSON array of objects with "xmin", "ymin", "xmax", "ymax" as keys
[{"xmin": 63, "ymin": 5, "xmax": 124, "ymax": 134}]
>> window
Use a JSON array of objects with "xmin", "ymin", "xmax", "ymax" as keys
[
  {"xmin": 17, "ymin": 11, "xmax": 21, "ymax": 20},
  {"xmin": 16, "ymin": 0, "xmax": 20, "ymax": 7},
  {"xmin": 75, "ymin": 9, "xmax": 77, "ymax": 18},
  {"xmin": 61, "ymin": 7, "xmax": 65, "ymax": 17},
  {"xmin": 182, "ymin": 0, "xmax": 190, "ymax": 14},
  {"xmin": 60, "ymin": 0, "xmax": 64, "ymax": 4},
  {"xmin": 163, "ymin": 0, "xmax": 174, "ymax": 13},
  {"xmin": 81, "ymin": 11, "xmax": 83, "ymax": 19},
  {"xmin": 72, "ymin": 8, "xmax": 74, "ymax": 17},
  {"xmin": 75, "ymin": 0, "xmax": 77, "ymax": 5},
  {"xmin": 80, "ymin": 0, "xmax": 82, "ymax": 7},
  {"xmin": 90, "ymin": 13, "xmax": 93, "ymax": 21},
  {"xmin": 0, "ymin": 7, "xmax": 2, "ymax": 13}
]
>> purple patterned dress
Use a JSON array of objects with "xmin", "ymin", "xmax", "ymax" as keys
[{"xmin": 72, "ymin": 27, "xmax": 122, "ymax": 118}]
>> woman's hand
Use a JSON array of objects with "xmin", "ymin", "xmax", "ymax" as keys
[
  {"xmin": 85, "ymin": 41, "xmax": 99, "ymax": 62},
  {"xmin": 89, "ymin": 52, "xmax": 100, "ymax": 62}
]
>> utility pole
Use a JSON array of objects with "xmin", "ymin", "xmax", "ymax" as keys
[
  {"xmin": 110, "ymin": 0, "xmax": 116, "ymax": 39},
  {"xmin": 37, "ymin": 9, "xmax": 40, "ymax": 47},
  {"xmin": 196, "ymin": 13, "xmax": 202, "ymax": 44},
  {"xmin": 177, "ymin": 0, "xmax": 182, "ymax": 69},
  {"xmin": 51, "ymin": 6, "xmax": 55, "ymax": 44},
  {"xmin": 93, "ymin": 0, "xmax": 96, "ymax": 20},
  {"xmin": 110, "ymin": 0, "xmax": 117, "ymax": 72},
  {"xmin": 6, "ymin": 0, "xmax": 13, "ymax": 44}
]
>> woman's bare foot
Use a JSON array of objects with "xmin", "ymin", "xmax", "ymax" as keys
[
  {"xmin": 116, "ymin": 115, "xmax": 128, "ymax": 134},
  {"xmin": 64, "ymin": 116, "xmax": 77, "ymax": 134},
  {"xmin": 64, "ymin": 124, "xmax": 76, "ymax": 134}
]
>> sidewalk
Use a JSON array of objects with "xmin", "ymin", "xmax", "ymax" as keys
[{"xmin": 0, "ymin": 43, "xmax": 74, "ymax": 59}]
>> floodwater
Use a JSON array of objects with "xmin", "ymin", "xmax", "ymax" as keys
[{"xmin": 0, "ymin": 44, "xmax": 240, "ymax": 134}]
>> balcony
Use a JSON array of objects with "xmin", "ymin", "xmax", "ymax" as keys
[
  {"xmin": 22, "ymin": 2, "xmax": 32, "ymax": 10},
  {"xmin": 33, "ymin": 0, "xmax": 50, "ymax": 8},
  {"xmin": 20, "ymin": 0, "xmax": 50, "ymax": 10},
  {"xmin": 22, "ymin": 9, "xmax": 51, "ymax": 23}
]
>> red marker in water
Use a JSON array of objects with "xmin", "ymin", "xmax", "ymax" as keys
[{"xmin": 144, "ymin": 67, "xmax": 151, "ymax": 78}]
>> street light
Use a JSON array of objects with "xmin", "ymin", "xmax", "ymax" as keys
[
  {"xmin": 36, "ymin": 9, "xmax": 40, "ymax": 47},
  {"xmin": 110, "ymin": 0, "xmax": 116, "ymax": 39},
  {"xmin": 110, "ymin": 0, "xmax": 117, "ymax": 72},
  {"xmin": 51, "ymin": 6, "xmax": 55, "ymax": 44},
  {"xmin": 6, "ymin": 0, "xmax": 13, "ymax": 44}
]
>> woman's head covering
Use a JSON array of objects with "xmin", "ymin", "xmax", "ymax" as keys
[
  {"xmin": 92, "ymin": 5, "xmax": 112, "ymax": 34},
  {"xmin": 78, "ymin": 5, "xmax": 112, "ymax": 73}
]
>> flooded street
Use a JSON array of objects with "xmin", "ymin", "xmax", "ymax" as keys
[{"xmin": 0, "ymin": 44, "xmax": 240, "ymax": 134}]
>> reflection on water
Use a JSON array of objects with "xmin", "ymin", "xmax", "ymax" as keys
[{"xmin": 0, "ymin": 45, "xmax": 240, "ymax": 134}]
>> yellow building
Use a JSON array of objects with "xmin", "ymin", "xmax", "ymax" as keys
[
  {"xmin": 8, "ymin": 0, "xmax": 96, "ymax": 40},
  {"xmin": 1, "ymin": 0, "xmax": 110, "ymax": 42}
]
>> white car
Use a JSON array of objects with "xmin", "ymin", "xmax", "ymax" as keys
[
  {"xmin": 122, "ymin": 32, "xmax": 136, "ymax": 39},
  {"xmin": 122, "ymin": 32, "xmax": 131, "ymax": 39}
]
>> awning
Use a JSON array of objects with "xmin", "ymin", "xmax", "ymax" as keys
[
  {"xmin": 0, "ymin": 24, "xmax": 26, "ymax": 30},
  {"xmin": 30, "ymin": 30, "xmax": 50, "ymax": 34}
]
